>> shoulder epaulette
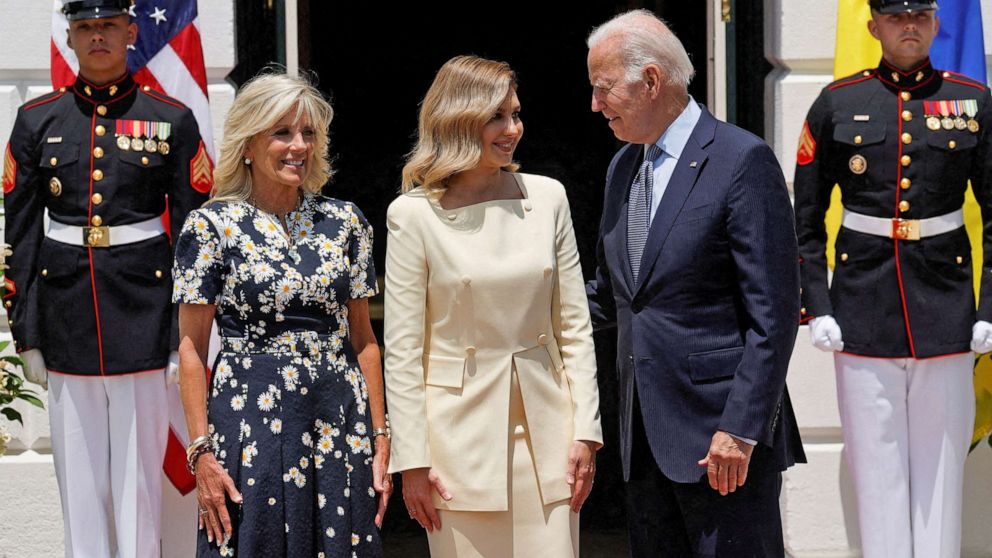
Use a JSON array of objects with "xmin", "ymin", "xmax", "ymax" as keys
[
  {"xmin": 940, "ymin": 70, "xmax": 987, "ymax": 92},
  {"xmin": 22, "ymin": 87, "xmax": 69, "ymax": 111},
  {"xmin": 140, "ymin": 87, "xmax": 188, "ymax": 110},
  {"xmin": 828, "ymin": 69, "xmax": 875, "ymax": 91}
]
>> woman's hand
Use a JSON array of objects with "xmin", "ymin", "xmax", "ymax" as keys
[
  {"xmin": 372, "ymin": 436, "xmax": 392, "ymax": 527},
  {"xmin": 401, "ymin": 467, "xmax": 452, "ymax": 532},
  {"xmin": 195, "ymin": 452, "xmax": 242, "ymax": 546},
  {"xmin": 566, "ymin": 440, "xmax": 598, "ymax": 513}
]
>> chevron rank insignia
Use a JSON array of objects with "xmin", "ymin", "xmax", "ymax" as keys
[
  {"xmin": 189, "ymin": 141, "xmax": 214, "ymax": 194},
  {"xmin": 2, "ymin": 144, "xmax": 15, "ymax": 194},
  {"xmin": 796, "ymin": 120, "xmax": 816, "ymax": 166}
]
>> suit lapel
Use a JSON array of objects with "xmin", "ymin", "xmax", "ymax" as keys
[{"xmin": 634, "ymin": 107, "xmax": 717, "ymax": 297}]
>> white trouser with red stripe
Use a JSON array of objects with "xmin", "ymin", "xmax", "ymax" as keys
[
  {"xmin": 48, "ymin": 369, "xmax": 169, "ymax": 558},
  {"xmin": 835, "ymin": 352, "xmax": 974, "ymax": 558}
]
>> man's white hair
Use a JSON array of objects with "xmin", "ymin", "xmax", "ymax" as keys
[{"xmin": 587, "ymin": 9, "xmax": 695, "ymax": 89}]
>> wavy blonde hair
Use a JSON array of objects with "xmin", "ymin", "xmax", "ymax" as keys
[
  {"xmin": 210, "ymin": 71, "xmax": 334, "ymax": 204},
  {"xmin": 401, "ymin": 55, "xmax": 519, "ymax": 196}
]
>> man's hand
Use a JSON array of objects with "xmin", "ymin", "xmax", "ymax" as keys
[
  {"xmin": 697, "ymin": 431, "xmax": 754, "ymax": 496},
  {"xmin": 810, "ymin": 315, "xmax": 844, "ymax": 352},
  {"xmin": 971, "ymin": 321, "xmax": 992, "ymax": 354},
  {"xmin": 20, "ymin": 349, "xmax": 48, "ymax": 389}
]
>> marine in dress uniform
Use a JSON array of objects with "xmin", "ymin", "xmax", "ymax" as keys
[
  {"xmin": 793, "ymin": 1, "xmax": 992, "ymax": 556},
  {"xmin": 0, "ymin": 1, "xmax": 211, "ymax": 555}
]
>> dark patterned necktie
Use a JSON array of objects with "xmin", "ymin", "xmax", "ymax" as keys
[{"xmin": 628, "ymin": 144, "xmax": 663, "ymax": 283}]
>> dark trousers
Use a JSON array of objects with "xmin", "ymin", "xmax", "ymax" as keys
[{"xmin": 625, "ymin": 393, "xmax": 785, "ymax": 558}]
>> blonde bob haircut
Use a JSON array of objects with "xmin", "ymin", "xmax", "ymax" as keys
[
  {"xmin": 210, "ymin": 71, "xmax": 334, "ymax": 204},
  {"xmin": 401, "ymin": 55, "xmax": 519, "ymax": 196}
]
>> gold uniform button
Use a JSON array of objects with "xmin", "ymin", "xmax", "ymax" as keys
[
  {"xmin": 840, "ymin": 253, "xmax": 849, "ymax": 262},
  {"xmin": 41, "ymin": 269, "xmax": 48, "ymax": 277},
  {"xmin": 4, "ymin": 301, "xmax": 10, "ymax": 309},
  {"xmin": 49, "ymin": 157, "xmax": 58, "ymax": 166},
  {"xmin": 93, "ymin": 147, "xmax": 104, "ymax": 159},
  {"xmin": 943, "ymin": 71, "xmax": 951, "ymax": 78},
  {"xmin": 901, "ymin": 132, "xmax": 913, "ymax": 145},
  {"xmin": 95, "ymin": 125, "xmax": 106, "ymax": 136},
  {"xmin": 853, "ymin": 135, "xmax": 863, "ymax": 145},
  {"xmin": 92, "ymin": 169, "xmax": 104, "ymax": 181},
  {"xmin": 901, "ymin": 155, "xmax": 912, "ymax": 167},
  {"xmin": 957, "ymin": 256, "xmax": 964, "ymax": 264},
  {"xmin": 901, "ymin": 91, "xmax": 911, "ymax": 101},
  {"xmin": 800, "ymin": 307, "xmax": 807, "ymax": 315},
  {"xmin": 901, "ymin": 110, "xmax": 912, "ymax": 122},
  {"xmin": 96, "ymin": 105, "xmax": 107, "ymax": 116},
  {"xmin": 899, "ymin": 200, "xmax": 910, "ymax": 213},
  {"xmin": 862, "ymin": 70, "xmax": 871, "ymax": 77},
  {"xmin": 141, "ymin": 156, "xmax": 150, "ymax": 166},
  {"xmin": 900, "ymin": 178, "xmax": 912, "ymax": 190},
  {"xmin": 92, "ymin": 193, "xmax": 103, "ymax": 205},
  {"xmin": 155, "ymin": 270, "xmax": 164, "ymax": 279},
  {"xmin": 143, "ymin": 85, "xmax": 151, "ymax": 92},
  {"xmin": 948, "ymin": 140, "xmax": 957, "ymax": 149},
  {"xmin": 537, "ymin": 334, "xmax": 549, "ymax": 345},
  {"xmin": 91, "ymin": 215, "xmax": 103, "ymax": 226}
]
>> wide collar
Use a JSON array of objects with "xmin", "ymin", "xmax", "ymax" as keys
[
  {"xmin": 875, "ymin": 57, "xmax": 937, "ymax": 91},
  {"xmin": 72, "ymin": 71, "xmax": 137, "ymax": 105}
]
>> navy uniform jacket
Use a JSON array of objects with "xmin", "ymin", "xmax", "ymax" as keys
[
  {"xmin": 587, "ymin": 106, "xmax": 805, "ymax": 483},
  {"xmin": 1, "ymin": 72, "xmax": 211, "ymax": 375},
  {"xmin": 795, "ymin": 58, "xmax": 992, "ymax": 359}
]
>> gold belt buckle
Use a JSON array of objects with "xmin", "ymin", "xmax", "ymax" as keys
[
  {"xmin": 892, "ymin": 219, "xmax": 920, "ymax": 241},
  {"xmin": 83, "ymin": 226, "xmax": 110, "ymax": 247}
]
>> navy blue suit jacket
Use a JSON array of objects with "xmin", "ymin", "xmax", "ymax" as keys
[{"xmin": 587, "ymin": 106, "xmax": 806, "ymax": 483}]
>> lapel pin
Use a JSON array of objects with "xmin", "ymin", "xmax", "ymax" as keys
[{"xmin": 689, "ymin": 161, "xmax": 698, "ymax": 168}]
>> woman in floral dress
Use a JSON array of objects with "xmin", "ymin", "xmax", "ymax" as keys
[{"xmin": 172, "ymin": 72, "xmax": 390, "ymax": 557}]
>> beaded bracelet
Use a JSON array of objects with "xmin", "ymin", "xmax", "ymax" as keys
[{"xmin": 186, "ymin": 435, "xmax": 217, "ymax": 475}]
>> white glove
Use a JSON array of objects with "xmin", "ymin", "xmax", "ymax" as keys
[
  {"xmin": 20, "ymin": 349, "xmax": 48, "ymax": 389},
  {"xmin": 810, "ymin": 315, "xmax": 844, "ymax": 352},
  {"xmin": 165, "ymin": 350, "xmax": 180, "ymax": 385},
  {"xmin": 971, "ymin": 321, "xmax": 992, "ymax": 354}
]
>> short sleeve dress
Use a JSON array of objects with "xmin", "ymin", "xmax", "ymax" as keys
[{"xmin": 172, "ymin": 194, "xmax": 382, "ymax": 558}]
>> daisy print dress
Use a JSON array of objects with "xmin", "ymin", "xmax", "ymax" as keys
[{"xmin": 172, "ymin": 194, "xmax": 382, "ymax": 558}]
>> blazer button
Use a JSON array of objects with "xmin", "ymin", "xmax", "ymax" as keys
[
  {"xmin": 523, "ymin": 201, "xmax": 533, "ymax": 211},
  {"xmin": 465, "ymin": 346, "xmax": 477, "ymax": 356},
  {"xmin": 447, "ymin": 214, "xmax": 457, "ymax": 221},
  {"xmin": 537, "ymin": 334, "xmax": 549, "ymax": 345},
  {"xmin": 543, "ymin": 267, "xmax": 553, "ymax": 278},
  {"xmin": 461, "ymin": 275, "xmax": 471, "ymax": 286}
]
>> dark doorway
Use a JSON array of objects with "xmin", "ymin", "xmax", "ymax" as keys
[{"xmin": 233, "ymin": 1, "xmax": 710, "ymax": 555}]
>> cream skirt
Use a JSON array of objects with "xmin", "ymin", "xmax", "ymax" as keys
[{"xmin": 426, "ymin": 371, "xmax": 579, "ymax": 557}]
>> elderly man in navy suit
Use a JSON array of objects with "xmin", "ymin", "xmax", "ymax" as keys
[{"xmin": 585, "ymin": 10, "xmax": 805, "ymax": 557}]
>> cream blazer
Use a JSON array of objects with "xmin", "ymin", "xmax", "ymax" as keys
[{"xmin": 384, "ymin": 173, "xmax": 603, "ymax": 512}]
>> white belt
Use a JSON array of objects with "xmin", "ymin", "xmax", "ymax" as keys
[
  {"xmin": 841, "ymin": 208, "xmax": 963, "ymax": 241},
  {"xmin": 46, "ymin": 216, "xmax": 166, "ymax": 248}
]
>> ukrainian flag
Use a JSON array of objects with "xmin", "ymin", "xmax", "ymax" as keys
[{"xmin": 832, "ymin": 0, "xmax": 991, "ymax": 447}]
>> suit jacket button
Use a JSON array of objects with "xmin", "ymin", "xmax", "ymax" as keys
[
  {"xmin": 41, "ymin": 269, "xmax": 48, "ymax": 277},
  {"xmin": 537, "ymin": 334, "xmax": 549, "ymax": 345}
]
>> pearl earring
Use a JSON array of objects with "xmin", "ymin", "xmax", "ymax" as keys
[{"xmin": 244, "ymin": 157, "xmax": 252, "ymax": 165}]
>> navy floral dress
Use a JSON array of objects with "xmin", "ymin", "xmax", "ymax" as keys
[{"xmin": 172, "ymin": 194, "xmax": 382, "ymax": 558}]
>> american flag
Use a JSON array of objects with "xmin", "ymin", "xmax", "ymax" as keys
[{"xmin": 50, "ymin": 0, "xmax": 215, "ymax": 495}]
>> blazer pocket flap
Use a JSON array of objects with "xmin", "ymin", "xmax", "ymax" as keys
[
  {"xmin": 688, "ymin": 346, "xmax": 744, "ymax": 383},
  {"xmin": 425, "ymin": 354, "xmax": 466, "ymax": 389}
]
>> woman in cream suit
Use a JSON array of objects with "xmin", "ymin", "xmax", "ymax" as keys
[{"xmin": 384, "ymin": 55, "xmax": 603, "ymax": 557}]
